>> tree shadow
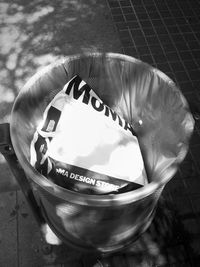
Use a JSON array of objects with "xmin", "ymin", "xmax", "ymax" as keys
[{"xmin": 0, "ymin": 0, "xmax": 121, "ymax": 122}]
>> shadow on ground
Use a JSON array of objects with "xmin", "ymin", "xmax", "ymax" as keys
[{"xmin": 0, "ymin": 0, "xmax": 121, "ymax": 123}]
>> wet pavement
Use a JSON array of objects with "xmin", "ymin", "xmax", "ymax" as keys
[{"xmin": 0, "ymin": 0, "xmax": 200, "ymax": 266}]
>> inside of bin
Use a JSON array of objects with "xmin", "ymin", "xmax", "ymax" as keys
[{"xmin": 10, "ymin": 53, "xmax": 194, "ymax": 196}]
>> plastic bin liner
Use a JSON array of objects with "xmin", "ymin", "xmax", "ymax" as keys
[{"xmin": 10, "ymin": 53, "xmax": 194, "ymax": 253}]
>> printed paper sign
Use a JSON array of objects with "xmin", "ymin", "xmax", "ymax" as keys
[{"xmin": 30, "ymin": 75, "xmax": 148, "ymax": 194}]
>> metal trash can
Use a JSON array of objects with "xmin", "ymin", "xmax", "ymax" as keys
[{"xmin": 10, "ymin": 53, "xmax": 194, "ymax": 254}]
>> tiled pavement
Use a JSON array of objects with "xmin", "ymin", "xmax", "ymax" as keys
[
  {"xmin": 108, "ymin": 0, "xmax": 200, "ymax": 95},
  {"xmin": 1, "ymin": 0, "xmax": 200, "ymax": 266}
]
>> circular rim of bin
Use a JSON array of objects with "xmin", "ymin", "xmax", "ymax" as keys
[{"xmin": 10, "ymin": 52, "xmax": 187, "ymax": 207}]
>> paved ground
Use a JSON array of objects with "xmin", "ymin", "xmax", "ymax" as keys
[{"xmin": 0, "ymin": 0, "xmax": 200, "ymax": 266}]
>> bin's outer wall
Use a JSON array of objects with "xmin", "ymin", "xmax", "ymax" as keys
[
  {"xmin": 36, "ymin": 182, "xmax": 163, "ymax": 253},
  {"xmin": 10, "ymin": 53, "xmax": 194, "ymax": 252}
]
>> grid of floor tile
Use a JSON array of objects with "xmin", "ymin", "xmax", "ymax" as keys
[
  {"xmin": 107, "ymin": 0, "xmax": 200, "ymax": 266},
  {"xmin": 108, "ymin": 0, "xmax": 200, "ymax": 94}
]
